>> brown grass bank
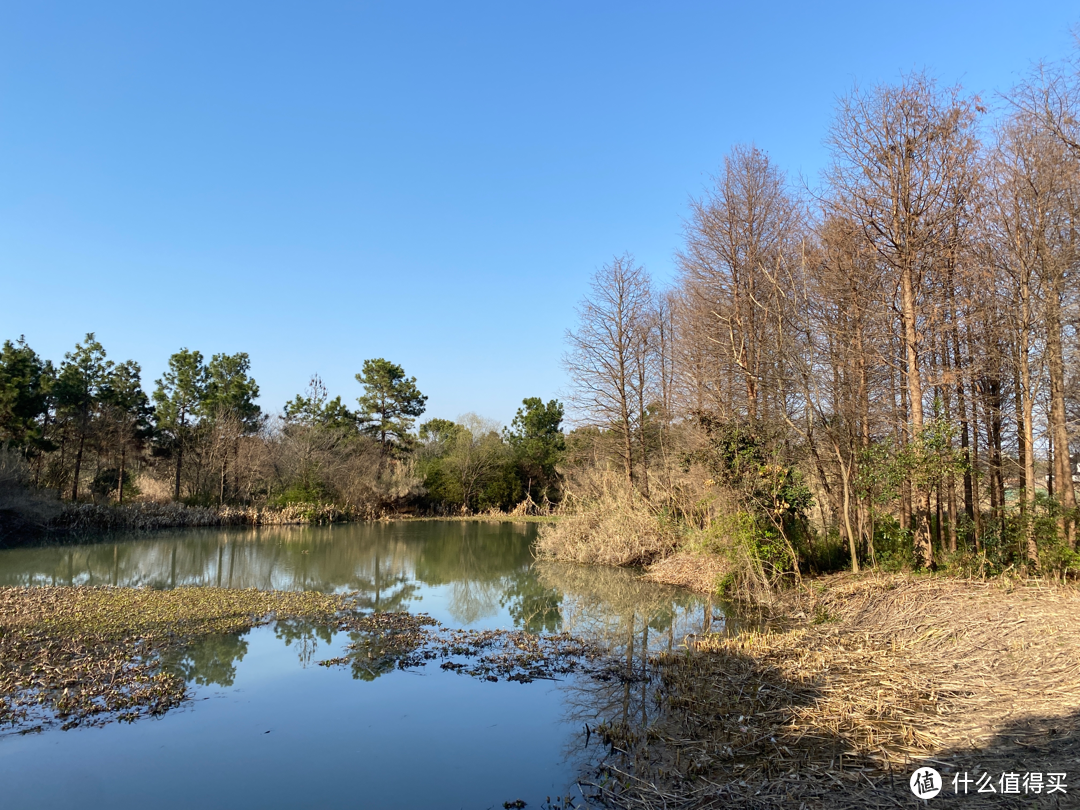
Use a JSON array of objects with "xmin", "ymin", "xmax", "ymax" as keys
[
  {"xmin": 0, "ymin": 500, "xmax": 360, "ymax": 546},
  {"xmin": 585, "ymin": 574, "xmax": 1080, "ymax": 809}
]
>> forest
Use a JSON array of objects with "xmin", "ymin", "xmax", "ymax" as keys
[
  {"xmin": 541, "ymin": 60, "xmax": 1080, "ymax": 585},
  {"xmin": 0, "ymin": 336, "xmax": 565, "ymax": 523}
]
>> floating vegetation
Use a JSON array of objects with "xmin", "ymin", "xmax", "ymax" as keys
[
  {"xmin": 317, "ymin": 613, "xmax": 606, "ymax": 685},
  {"xmin": 0, "ymin": 585, "xmax": 613, "ymax": 735},
  {"xmin": 0, "ymin": 586, "xmax": 345, "ymax": 732}
]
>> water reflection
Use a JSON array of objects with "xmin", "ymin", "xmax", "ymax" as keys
[
  {"xmin": 0, "ymin": 522, "xmax": 533, "ymax": 613},
  {"xmin": 168, "ymin": 632, "xmax": 251, "ymax": 687},
  {"xmin": 2, "ymin": 522, "xmax": 714, "ymax": 690},
  {"xmin": 0, "ymin": 522, "xmax": 717, "ymax": 810}
]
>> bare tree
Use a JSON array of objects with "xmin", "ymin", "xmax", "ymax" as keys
[
  {"xmin": 565, "ymin": 255, "xmax": 654, "ymax": 493},
  {"xmin": 824, "ymin": 74, "xmax": 980, "ymax": 566},
  {"xmin": 1006, "ymin": 68, "xmax": 1080, "ymax": 549},
  {"xmin": 678, "ymin": 145, "xmax": 801, "ymax": 424}
]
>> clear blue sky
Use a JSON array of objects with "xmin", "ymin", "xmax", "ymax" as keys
[{"xmin": 2, "ymin": 2, "xmax": 1077, "ymax": 426}]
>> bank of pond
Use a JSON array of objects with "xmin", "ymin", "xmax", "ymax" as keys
[{"xmin": 2, "ymin": 521, "xmax": 1076, "ymax": 809}]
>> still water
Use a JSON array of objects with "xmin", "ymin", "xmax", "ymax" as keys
[{"xmin": 0, "ymin": 521, "xmax": 716, "ymax": 809}]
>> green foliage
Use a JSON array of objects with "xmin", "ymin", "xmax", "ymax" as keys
[
  {"xmin": 504, "ymin": 397, "xmax": 566, "ymax": 505},
  {"xmin": 855, "ymin": 408, "xmax": 970, "ymax": 569},
  {"xmin": 152, "ymin": 348, "xmax": 208, "ymax": 446},
  {"xmin": 101, "ymin": 360, "xmax": 154, "ymax": 457},
  {"xmin": 682, "ymin": 413, "xmax": 813, "ymax": 538},
  {"xmin": 905, "ymin": 408, "xmax": 970, "ymax": 493},
  {"xmin": 417, "ymin": 405, "xmax": 563, "ymax": 515},
  {"xmin": 355, "ymin": 358, "xmax": 427, "ymax": 453},
  {"xmin": 284, "ymin": 376, "xmax": 357, "ymax": 431},
  {"xmin": 797, "ymin": 528, "xmax": 848, "ymax": 575},
  {"xmin": 90, "ymin": 467, "xmax": 139, "ymax": 502},
  {"xmin": 418, "ymin": 418, "xmax": 460, "ymax": 447},
  {"xmin": 55, "ymin": 334, "xmax": 112, "ymax": 427},
  {"xmin": 0, "ymin": 337, "xmax": 52, "ymax": 454},
  {"xmin": 949, "ymin": 493, "xmax": 1080, "ymax": 577},
  {"xmin": 870, "ymin": 516, "xmax": 916, "ymax": 572},
  {"xmin": 203, "ymin": 352, "xmax": 261, "ymax": 431},
  {"xmin": 272, "ymin": 481, "xmax": 335, "ymax": 507}
]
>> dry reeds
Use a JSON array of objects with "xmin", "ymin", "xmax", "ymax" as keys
[
  {"xmin": 581, "ymin": 574, "xmax": 1080, "ymax": 808},
  {"xmin": 47, "ymin": 501, "xmax": 354, "ymax": 533},
  {"xmin": 642, "ymin": 550, "xmax": 729, "ymax": 595},
  {"xmin": 536, "ymin": 470, "xmax": 678, "ymax": 567}
]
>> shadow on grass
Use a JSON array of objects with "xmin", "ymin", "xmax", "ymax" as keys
[{"xmin": 562, "ymin": 640, "xmax": 1080, "ymax": 809}]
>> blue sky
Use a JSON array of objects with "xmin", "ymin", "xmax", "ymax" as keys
[{"xmin": 2, "ymin": 2, "xmax": 1077, "ymax": 426}]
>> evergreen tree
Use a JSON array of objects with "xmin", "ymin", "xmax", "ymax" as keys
[
  {"xmin": 284, "ymin": 374, "xmax": 356, "ymax": 430},
  {"xmin": 55, "ymin": 334, "xmax": 112, "ymax": 501},
  {"xmin": 153, "ymin": 349, "xmax": 208, "ymax": 501},
  {"xmin": 355, "ymin": 358, "xmax": 427, "ymax": 453},
  {"xmin": 505, "ymin": 397, "xmax": 566, "ymax": 504},
  {"xmin": 202, "ymin": 353, "xmax": 262, "ymax": 503},
  {"xmin": 0, "ymin": 337, "xmax": 51, "ymax": 454},
  {"xmin": 99, "ymin": 360, "xmax": 153, "ymax": 504},
  {"xmin": 203, "ymin": 353, "xmax": 261, "ymax": 430}
]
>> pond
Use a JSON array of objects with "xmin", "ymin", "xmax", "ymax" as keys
[{"xmin": 0, "ymin": 521, "xmax": 720, "ymax": 809}]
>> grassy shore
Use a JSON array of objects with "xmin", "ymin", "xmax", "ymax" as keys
[{"xmin": 585, "ymin": 572, "xmax": 1080, "ymax": 809}]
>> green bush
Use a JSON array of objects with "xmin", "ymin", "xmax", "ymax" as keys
[{"xmin": 872, "ymin": 516, "xmax": 916, "ymax": 572}]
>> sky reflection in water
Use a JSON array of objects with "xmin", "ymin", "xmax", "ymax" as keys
[{"xmin": 0, "ymin": 522, "xmax": 717, "ymax": 809}]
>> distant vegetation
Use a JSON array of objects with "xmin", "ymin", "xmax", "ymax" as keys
[{"xmin": 0, "ymin": 334, "xmax": 567, "ymax": 529}]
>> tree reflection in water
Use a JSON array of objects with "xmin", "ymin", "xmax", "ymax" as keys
[
  {"xmin": 7, "ymin": 523, "xmax": 718, "ymax": 718},
  {"xmin": 274, "ymin": 617, "xmax": 334, "ymax": 667},
  {"xmin": 167, "ymin": 631, "xmax": 251, "ymax": 687},
  {"xmin": 531, "ymin": 561, "xmax": 721, "ymax": 785}
]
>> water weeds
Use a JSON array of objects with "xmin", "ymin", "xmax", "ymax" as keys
[
  {"xmin": 0, "ymin": 585, "xmax": 345, "ymax": 732},
  {"xmin": 0, "ymin": 585, "xmax": 612, "ymax": 734}
]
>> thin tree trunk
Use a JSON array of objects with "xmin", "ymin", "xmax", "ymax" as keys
[
  {"xmin": 118, "ymin": 441, "xmax": 126, "ymax": 506},
  {"xmin": 71, "ymin": 432, "xmax": 84, "ymax": 503},
  {"xmin": 1046, "ymin": 277, "xmax": 1076, "ymax": 547}
]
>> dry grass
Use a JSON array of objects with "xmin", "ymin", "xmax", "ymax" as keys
[
  {"xmin": 583, "ymin": 573, "xmax": 1080, "ymax": 809},
  {"xmin": 642, "ymin": 550, "xmax": 730, "ymax": 595},
  {"xmin": 48, "ymin": 501, "xmax": 353, "ymax": 533},
  {"xmin": 536, "ymin": 471, "xmax": 679, "ymax": 567}
]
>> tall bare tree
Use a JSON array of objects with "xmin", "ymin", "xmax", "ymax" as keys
[
  {"xmin": 678, "ymin": 145, "xmax": 801, "ymax": 424},
  {"xmin": 565, "ymin": 255, "xmax": 653, "ymax": 492},
  {"xmin": 824, "ymin": 74, "xmax": 980, "ymax": 566}
]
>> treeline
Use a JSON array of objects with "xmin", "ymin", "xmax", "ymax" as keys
[
  {"xmin": 554, "ymin": 51, "xmax": 1080, "ymax": 576},
  {"xmin": 0, "ymin": 335, "xmax": 565, "ymax": 518}
]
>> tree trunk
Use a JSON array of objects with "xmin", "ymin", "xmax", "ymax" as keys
[
  {"xmin": 118, "ymin": 442, "xmax": 126, "ymax": 506},
  {"xmin": 71, "ymin": 432, "xmax": 84, "ymax": 502},
  {"xmin": 1046, "ymin": 277, "xmax": 1076, "ymax": 547},
  {"xmin": 174, "ymin": 444, "xmax": 183, "ymax": 502}
]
